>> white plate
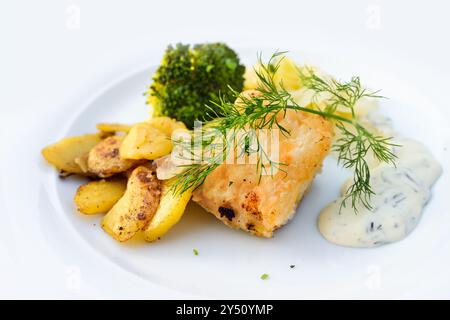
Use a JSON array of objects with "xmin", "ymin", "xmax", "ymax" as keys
[{"xmin": 3, "ymin": 49, "xmax": 450, "ymax": 299}]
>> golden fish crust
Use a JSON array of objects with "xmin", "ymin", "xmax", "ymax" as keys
[{"xmin": 192, "ymin": 109, "xmax": 334, "ymax": 237}]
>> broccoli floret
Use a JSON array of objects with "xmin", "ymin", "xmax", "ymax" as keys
[{"xmin": 146, "ymin": 43, "xmax": 245, "ymax": 128}]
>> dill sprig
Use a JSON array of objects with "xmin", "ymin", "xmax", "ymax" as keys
[
  {"xmin": 297, "ymin": 66, "xmax": 397, "ymax": 210},
  {"xmin": 169, "ymin": 125, "xmax": 226, "ymax": 194},
  {"xmin": 171, "ymin": 51, "xmax": 398, "ymax": 211}
]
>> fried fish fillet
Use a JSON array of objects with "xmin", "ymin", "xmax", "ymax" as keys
[{"xmin": 192, "ymin": 106, "xmax": 334, "ymax": 237}]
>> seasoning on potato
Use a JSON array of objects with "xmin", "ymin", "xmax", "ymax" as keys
[
  {"xmin": 102, "ymin": 166, "xmax": 161, "ymax": 242},
  {"xmin": 87, "ymin": 135, "xmax": 144, "ymax": 178}
]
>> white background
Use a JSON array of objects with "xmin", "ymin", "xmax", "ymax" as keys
[{"xmin": 1, "ymin": 0, "xmax": 449, "ymax": 299}]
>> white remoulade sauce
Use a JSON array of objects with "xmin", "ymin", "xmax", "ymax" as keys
[{"xmin": 318, "ymin": 138, "xmax": 442, "ymax": 248}]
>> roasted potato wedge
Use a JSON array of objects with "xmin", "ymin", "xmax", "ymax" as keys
[
  {"xmin": 88, "ymin": 135, "xmax": 143, "ymax": 178},
  {"xmin": 96, "ymin": 123, "xmax": 132, "ymax": 133},
  {"xmin": 120, "ymin": 123, "xmax": 173, "ymax": 160},
  {"xmin": 42, "ymin": 133, "xmax": 103, "ymax": 175},
  {"xmin": 144, "ymin": 178, "xmax": 192, "ymax": 242},
  {"xmin": 146, "ymin": 117, "xmax": 186, "ymax": 136},
  {"xmin": 74, "ymin": 179, "xmax": 127, "ymax": 214},
  {"xmin": 102, "ymin": 166, "xmax": 161, "ymax": 242}
]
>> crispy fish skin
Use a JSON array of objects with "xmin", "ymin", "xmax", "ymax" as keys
[{"xmin": 192, "ymin": 109, "xmax": 334, "ymax": 237}]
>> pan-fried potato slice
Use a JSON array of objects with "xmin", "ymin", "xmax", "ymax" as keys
[
  {"xmin": 96, "ymin": 123, "xmax": 132, "ymax": 133},
  {"xmin": 88, "ymin": 135, "xmax": 142, "ymax": 178},
  {"xmin": 42, "ymin": 133, "xmax": 103, "ymax": 175},
  {"xmin": 74, "ymin": 179, "xmax": 127, "ymax": 214},
  {"xmin": 146, "ymin": 117, "xmax": 186, "ymax": 136},
  {"xmin": 144, "ymin": 178, "xmax": 192, "ymax": 242},
  {"xmin": 120, "ymin": 123, "xmax": 173, "ymax": 160},
  {"xmin": 273, "ymin": 57, "xmax": 303, "ymax": 90},
  {"xmin": 102, "ymin": 166, "xmax": 161, "ymax": 242},
  {"xmin": 74, "ymin": 153, "xmax": 89, "ymax": 174},
  {"xmin": 244, "ymin": 57, "xmax": 302, "ymax": 91}
]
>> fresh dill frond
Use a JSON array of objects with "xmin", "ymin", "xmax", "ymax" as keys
[
  {"xmin": 170, "ymin": 51, "xmax": 399, "ymax": 211},
  {"xmin": 297, "ymin": 66, "xmax": 397, "ymax": 211},
  {"xmin": 169, "ymin": 127, "xmax": 226, "ymax": 195},
  {"xmin": 333, "ymin": 123, "xmax": 397, "ymax": 211}
]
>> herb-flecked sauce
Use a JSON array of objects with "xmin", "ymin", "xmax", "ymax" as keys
[{"xmin": 318, "ymin": 137, "xmax": 441, "ymax": 247}]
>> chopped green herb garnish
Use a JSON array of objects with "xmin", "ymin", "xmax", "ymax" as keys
[
  {"xmin": 193, "ymin": 249, "xmax": 199, "ymax": 256},
  {"xmin": 260, "ymin": 273, "xmax": 269, "ymax": 280}
]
